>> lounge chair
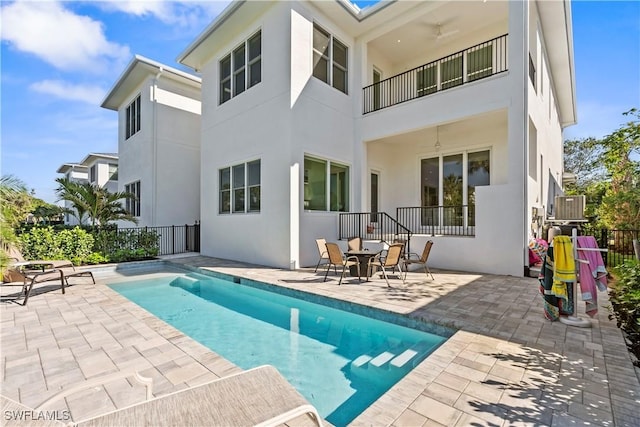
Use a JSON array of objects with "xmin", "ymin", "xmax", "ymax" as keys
[
  {"xmin": 324, "ymin": 242, "xmax": 360, "ymax": 285},
  {"xmin": 4, "ymin": 365, "xmax": 323, "ymax": 427},
  {"xmin": 368, "ymin": 243, "xmax": 404, "ymax": 287},
  {"xmin": 402, "ymin": 240, "xmax": 435, "ymax": 281},
  {"xmin": 1, "ymin": 267, "xmax": 65, "ymax": 305}
]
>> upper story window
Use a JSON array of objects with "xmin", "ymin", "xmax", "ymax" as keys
[
  {"xmin": 125, "ymin": 95, "xmax": 141, "ymax": 140},
  {"xmin": 219, "ymin": 160, "xmax": 261, "ymax": 214},
  {"xmin": 90, "ymin": 165, "xmax": 97, "ymax": 183},
  {"xmin": 220, "ymin": 31, "xmax": 262, "ymax": 104},
  {"xmin": 108, "ymin": 164, "xmax": 118, "ymax": 181},
  {"xmin": 528, "ymin": 53, "xmax": 536, "ymax": 90},
  {"xmin": 312, "ymin": 24, "xmax": 348, "ymax": 94}
]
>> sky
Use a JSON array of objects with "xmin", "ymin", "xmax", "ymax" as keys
[{"xmin": 1, "ymin": 0, "xmax": 639, "ymax": 204}]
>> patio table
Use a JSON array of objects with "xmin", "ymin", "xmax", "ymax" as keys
[{"xmin": 346, "ymin": 250, "xmax": 380, "ymax": 281}]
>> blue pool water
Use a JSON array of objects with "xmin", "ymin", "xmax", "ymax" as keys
[{"xmin": 110, "ymin": 272, "xmax": 447, "ymax": 426}]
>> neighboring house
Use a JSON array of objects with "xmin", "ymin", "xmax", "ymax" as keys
[
  {"xmin": 55, "ymin": 163, "xmax": 88, "ymax": 225},
  {"xmin": 101, "ymin": 55, "xmax": 202, "ymax": 227},
  {"xmin": 79, "ymin": 153, "xmax": 119, "ymax": 195},
  {"xmin": 173, "ymin": 0, "xmax": 576, "ymax": 277}
]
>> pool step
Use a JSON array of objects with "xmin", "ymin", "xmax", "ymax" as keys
[
  {"xmin": 389, "ymin": 341, "xmax": 435, "ymax": 369},
  {"xmin": 170, "ymin": 276, "xmax": 201, "ymax": 293},
  {"xmin": 369, "ymin": 351, "xmax": 395, "ymax": 368}
]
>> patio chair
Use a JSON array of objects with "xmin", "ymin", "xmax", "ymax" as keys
[
  {"xmin": 368, "ymin": 243, "xmax": 404, "ymax": 287},
  {"xmin": 324, "ymin": 242, "xmax": 360, "ymax": 285},
  {"xmin": 348, "ymin": 236, "xmax": 362, "ymax": 251},
  {"xmin": 402, "ymin": 240, "xmax": 434, "ymax": 281},
  {"xmin": 14, "ymin": 365, "xmax": 323, "ymax": 427},
  {"xmin": 6, "ymin": 245, "xmax": 95, "ymax": 287},
  {"xmin": 314, "ymin": 238, "xmax": 335, "ymax": 273}
]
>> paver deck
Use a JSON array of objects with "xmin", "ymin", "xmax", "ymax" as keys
[{"xmin": 1, "ymin": 255, "xmax": 639, "ymax": 426}]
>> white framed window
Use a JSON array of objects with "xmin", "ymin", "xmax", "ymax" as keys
[
  {"xmin": 312, "ymin": 24, "xmax": 348, "ymax": 94},
  {"xmin": 420, "ymin": 150, "xmax": 490, "ymax": 227},
  {"xmin": 304, "ymin": 155, "xmax": 349, "ymax": 212},
  {"xmin": 125, "ymin": 95, "xmax": 141, "ymax": 139},
  {"xmin": 89, "ymin": 165, "xmax": 97, "ymax": 184},
  {"xmin": 108, "ymin": 164, "xmax": 118, "ymax": 181},
  {"xmin": 125, "ymin": 181, "xmax": 141, "ymax": 217},
  {"xmin": 219, "ymin": 160, "xmax": 261, "ymax": 214},
  {"xmin": 220, "ymin": 31, "xmax": 261, "ymax": 104}
]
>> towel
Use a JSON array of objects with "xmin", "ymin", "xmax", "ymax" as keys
[
  {"xmin": 551, "ymin": 236, "xmax": 576, "ymax": 303},
  {"xmin": 538, "ymin": 245, "xmax": 574, "ymax": 320},
  {"xmin": 576, "ymin": 236, "xmax": 608, "ymax": 317}
]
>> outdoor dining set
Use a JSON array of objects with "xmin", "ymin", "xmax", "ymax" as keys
[{"xmin": 313, "ymin": 237, "xmax": 434, "ymax": 287}]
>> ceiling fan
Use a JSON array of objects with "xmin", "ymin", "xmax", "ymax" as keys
[{"xmin": 434, "ymin": 23, "xmax": 459, "ymax": 40}]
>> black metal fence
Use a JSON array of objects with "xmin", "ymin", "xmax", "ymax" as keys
[
  {"xmin": 115, "ymin": 223, "xmax": 200, "ymax": 256},
  {"xmin": 396, "ymin": 206, "xmax": 475, "ymax": 237},
  {"xmin": 592, "ymin": 229, "xmax": 639, "ymax": 267},
  {"xmin": 339, "ymin": 212, "xmax": 412, "ymax": 252},
  {"xmin": 363, "ymin": 34, "xmax": 508, "ymax": 114}
]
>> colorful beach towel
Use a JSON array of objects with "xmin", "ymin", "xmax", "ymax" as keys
[
  {"xmin": 538, "ymin": 245, "xmax": 574, "ymax": 321},
  {"xmin": 576, "ymin": 236, "xmax": 608, "ymax": 317},
  {"xmin": 551, "ymin": 236, "xmax": 576, "ymax": 303}
]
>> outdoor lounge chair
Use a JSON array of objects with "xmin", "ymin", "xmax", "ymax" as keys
[
  {"xmin": 402, "ymin": 240, "xmax": 434, "ymax": 281},
  {"xmin": 2, "ymin": 365, "xmax": 323, "ymax": 427},
  {"xmin": 324, "ymin": 242, "xmax": 360, "ymax": 285},
  {"xmin": 368, "ymin": 243, "xmax": 404, "ymax": 287}
]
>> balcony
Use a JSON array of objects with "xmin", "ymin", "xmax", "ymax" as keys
[{"xmin": 363, "ymin": 35, "xmax": 508, "ymax": 114}]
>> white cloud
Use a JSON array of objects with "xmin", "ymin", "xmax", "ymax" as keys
[
  {"xmin": 29, "ymin": 80, "xmax": 106, "ymax": 105},
  {"xmin": 0, "ymin": 1, "xmax": 130, "ymax": 73},
  {"xmin": 98, "ymin": 0, "xmax": 231, "ymax": 27}
]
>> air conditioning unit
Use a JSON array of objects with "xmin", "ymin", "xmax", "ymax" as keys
[{"xmin": 554, "ymin": 195, "xmax": 585, "ymax": 221}]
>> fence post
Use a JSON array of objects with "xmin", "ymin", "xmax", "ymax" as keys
[
  {"xmin": 172, "ymin": 225, "xmax": 175, "ymax": 255},
  {"xmin": 184, "ymin": 224, "xmax": 189, "ymax": 252}
]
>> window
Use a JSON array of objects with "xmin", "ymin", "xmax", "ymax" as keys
[
  {"xmin": 420, "ymin": 150, "xmax": 489, "ymax": 226},
  {"xmin": 125, "ymin": 181, "xmax": 141, "ymax": 217},
  {"xmin": 108, "ymin": 164, "xmax": 118, "ymax": 181},
  {"xmin": 90, "ymin": 165, "xmax": 97, "ymax": 183},
  {"xmin": 529, "ymin": 53, "xmax": 536, "ymax": 89},
  {"xmin": 125, "ymin": 95, "xmax": 141, "ymax": 139},
  {"xmin": 304, "ymin": 156, "xmax": 349, "ymax": 212},
  {"xmin": 417, "ymin": 64, "xmax": 437, "ymax": 96},
  {"xmin": 313, "ymin": 24, "xmax": 348, "ymax": 94},
  {"xmin": 220, "ymin": 31, "xmax": 261, "ymax": 104},
  {"xmin": 219, "ymin": 160, "xmax": 261, "ymax": 214},
  {"xmin": 467, "ymin": 45, "xmax": 493, "ymax": 81}
]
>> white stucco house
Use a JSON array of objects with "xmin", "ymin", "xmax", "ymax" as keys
[
  {"xmin": 101, "ymin": 55, "xmax": 202, "ymax": 227},
  {"xmin": 55, "ymin": 162, "xmax": 88, "ymax": 225},
  {"xmin": 79, "ymin": 152, "xmax": 119, "ymax": 195},
  {"xmin": 170, "ymin": 0, "xmax": 575, "ymax": 276}
]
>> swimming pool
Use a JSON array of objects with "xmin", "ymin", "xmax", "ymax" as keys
[{"xmin": 109, "ymin": 271, "xmax": 448, "ymax": 426}]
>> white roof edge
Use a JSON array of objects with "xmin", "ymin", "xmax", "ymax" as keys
[
  {"xmin": 79, "ymin": 153, "xmax": 119, "ymax": 166},
  {"xmin": 56, "ymin": 163, "xmax": 88, "ymax": 174},
  {"xmin": 177, "ymin": 0, "xmax": 246, "ymax": 68},
  {"xmin": 101, "ymin": 54, "xmax": 201, "ymax": 109},
  {"xmin": 563, "ymin": 0, "xmax": 577, "ymax": 127}
]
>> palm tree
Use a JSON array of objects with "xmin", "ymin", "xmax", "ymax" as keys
[{"xmin": 55, "ymin": 178, "xmax": 137, "ymax": 228}]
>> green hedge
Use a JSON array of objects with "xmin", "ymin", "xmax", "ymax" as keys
[
  {"xmin": 609, "ymin": 259, "xmax": 640, "ymax": 367},
  {"xmin": 18, "ymin": 226, "xmax": 159, "ymax": 265}
]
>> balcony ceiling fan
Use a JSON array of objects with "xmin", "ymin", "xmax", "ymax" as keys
[{"xmin": 434, "ymin": 23, "xmax": 459, "ymax": 40}]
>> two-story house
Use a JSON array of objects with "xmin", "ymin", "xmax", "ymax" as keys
[
  {"xmin": 80, "ymin": 152, "xmax": 119, "ymax": 194},
  {"xmin": 101, "ymin": 55, "xmax": 202, "ymax": 227},
  {"xmin": 174, "ymin": 0, "xmax": 575, "ymax": 276},
  {"xmin": 55, "ymin": 162, "xmax": 88, "ymax": 225}
]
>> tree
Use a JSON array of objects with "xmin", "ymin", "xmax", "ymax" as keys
[
  {"xmin": 0, "ymin": 175, "xmax": 32, "ymax": 277},
  {"xmin": 564, "ymin": 108, "xmax": 640, "ymax": 230},
  {"xmin": 55, "ymin": 178, "xmax": 138, "ymax": 228}
]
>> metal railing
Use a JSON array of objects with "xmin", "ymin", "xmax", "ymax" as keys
[
  {"xmin": 396, "ymin": 206, "xmax": 475, "ymax": 237},
  {"xmin": 592, "ymin": 229, "xmax": 640, "ymax": 267},
  {"xmin": 114, "ymin": 223, "xmax": 200, "ymax": 256},
  {"xmin": 363, "ymin": 34, "xmax": 508, "ymax": 114},
  {"xmin": 339, "ymin": 212, "xmax": 413, "ymax": 253}
]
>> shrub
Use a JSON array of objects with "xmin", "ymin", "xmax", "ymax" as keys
[
  {"xmin": 92, "ymin": 229, "xmax": 159, "ymax": 262},
  {"xmin": 19, "ymin": 226, "xmax": 94, "ymax": 265},
  {"xmin": 608, "ymin": 259, "xmax": 640, "ymax": 367}
]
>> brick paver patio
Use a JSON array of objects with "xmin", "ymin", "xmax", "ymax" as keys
[{"xmin": 1, "ymin": 255, "xmax": 639, "ymax": 426}]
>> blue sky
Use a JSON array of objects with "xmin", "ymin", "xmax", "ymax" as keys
[{"xmin": 1, "ymin": 0, "xmax": 638, "ymax": 204}]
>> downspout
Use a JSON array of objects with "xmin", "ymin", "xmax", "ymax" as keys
[
  {"xmin": 521, "ymin": 5, "xmax": 530, "ymax": 275},
  {"xmin": 152, "ymin": 68, "xmax": 163, "ymax": 226}
]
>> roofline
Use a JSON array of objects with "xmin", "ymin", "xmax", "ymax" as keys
[
  {"xmin": 101, "ymin": 55, "xmax": 201, "ymax": 110},
  {"xmin": 56, "ymin": 163, "xmax": 88, "ymax": 174},
  {"xmin": 79, "ymin": 153, "xmax": 119, "ymax": 167},
  {"xmin": 178, "ymin": 0, "xmax": 396, "ymax": 68},
  {"xmin": 563, "ymin": 0, "xmax": 577, "ymax": 127}
]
